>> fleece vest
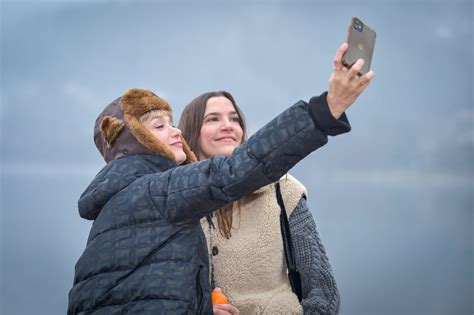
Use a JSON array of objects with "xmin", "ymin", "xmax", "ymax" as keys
[{"xmin": 203, "ymin": 174, "xmax": 305, "ymax": 315}]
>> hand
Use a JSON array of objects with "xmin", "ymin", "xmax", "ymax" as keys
[
  {"xmin": 213, "ymin": 303, "xmax": 240, "ymax": 315},
  {"xmin": 326, "ymin": 43, "xmax": 375, "ymax": 119}
]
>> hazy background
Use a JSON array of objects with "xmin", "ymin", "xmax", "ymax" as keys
[{"xmin": 1, "ymin": 0, "xmax": 472, "ymax": 314}]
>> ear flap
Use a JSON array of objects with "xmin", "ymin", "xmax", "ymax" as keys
[{"xmin": 100, "ymin": 116, "xmax": 125, "ymax": 148}]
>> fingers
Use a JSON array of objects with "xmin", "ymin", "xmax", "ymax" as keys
[
  {"xmin": 213, "ymin": 303, "xmax": 240, "ymax": 315},
  {"xmin": 347, "ymin": 59, "xmax": 374, "ymax": 89},
  {"xmin": 327, "ymin": 50, "xmax": 375, "ymax": 118},
  {"xmin": 213, "ymin": 308, "xmax": 231, "ymax": 315},
  {"xmin": 348, "ymin": 58, "xmax": 365, "ymax": 77},
  {"xmin": 333, "ymin": 43, "xmax": 348, "ymax": 70},
  {"xmin": 359, "ymin": 70, "xmax": 375, "ymax": 86}
]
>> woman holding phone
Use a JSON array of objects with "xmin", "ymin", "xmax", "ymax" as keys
[{"xmin": 179, "ymin": 43, "xmax": 374, "ymax": 314}]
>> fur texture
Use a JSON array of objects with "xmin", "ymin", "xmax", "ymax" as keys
[
  {"xmin": 121, "ymin": 88, "xmax": 171, "ymax": 118},
  {"xmin": 100, "ymin": 116, "xmax": 125, "ymax": 148}
]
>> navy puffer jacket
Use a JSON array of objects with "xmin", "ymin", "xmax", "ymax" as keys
[{"xmin": 68, "ymin": 93, "xmax": 350, "ymax": 314}]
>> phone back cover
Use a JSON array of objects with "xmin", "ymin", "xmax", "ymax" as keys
[{"xmin": 343, "ymin": 18, "xmax": 376, "ymax": 75}]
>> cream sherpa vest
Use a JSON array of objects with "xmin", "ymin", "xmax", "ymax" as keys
[{"xmin": 202, "ymin": 174, "xmax": 306, "ymax": 315}]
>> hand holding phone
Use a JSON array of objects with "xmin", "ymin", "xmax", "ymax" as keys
[
  {"xmin": 342, "ymin": 17, "xmax": 376, "ymax": 76},
  {"xmin": 327, "ymin": 40, "xmax": 376, "ymax": 119}
]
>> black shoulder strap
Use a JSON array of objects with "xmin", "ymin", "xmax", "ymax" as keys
[
  {"xmin": 276, "ymin": 182, "xmax": 296, "ymax": 269},
  {"xmin": 275, "ymin": 182, "xmax": 303, "ymax": 301},
  {"xmin": 206, "ymin": 214, "xmax": 216, "ymax": 289}
]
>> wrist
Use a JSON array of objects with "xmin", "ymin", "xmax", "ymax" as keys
[
  {"xmin": 308, "ymin": 92, "xmax": 351, "ymax": 136},
  {"xmin": 325, "ymin": 94, "xmax": 343, "ymax": 119}
]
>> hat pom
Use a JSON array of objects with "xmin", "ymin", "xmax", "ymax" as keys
[{"xmin": 100, "ymin": 116, "xmax": 125, "ymax": 148}]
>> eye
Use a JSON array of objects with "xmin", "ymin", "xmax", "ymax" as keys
[
  {"xmin": 231, "ymin": 116, "xmax": 241, "ymax": 123},
  {"xmin": 205, "ymin": 117, "xmax": 219, "ymax": 123},
  {"xmin": 154, "ymin": 124, "xmax": 164, "ymax": 129}
]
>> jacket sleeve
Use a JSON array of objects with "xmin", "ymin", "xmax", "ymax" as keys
[
  {"xmin": 149, "ymin": 92, "xmax": 351, "ymax": 225},
  {"xmin": 289, "ymin": 196, "xmax": 340, "ymax": 315}
]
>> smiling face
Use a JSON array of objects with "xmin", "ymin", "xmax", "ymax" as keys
[
  {"xmin": 141, "ymin": 111, "xmax": 186, "ymax": 165},
  {"xmin": 198, "ymin": 96, "xmax": 244, "ymax": 160}
]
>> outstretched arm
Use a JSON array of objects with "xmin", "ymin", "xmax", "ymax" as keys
[
  {"xmin": 147, "ymin": 43, "xmax": 375, "ymax": 226},
  {"xmin": 149, "ymin": 94, "xmax": 348, "ymax": 226}
]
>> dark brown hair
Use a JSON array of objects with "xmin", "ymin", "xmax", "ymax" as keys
[{"xmin": 179, "ymin": 91, "xmax": 247, "ymax": 239}]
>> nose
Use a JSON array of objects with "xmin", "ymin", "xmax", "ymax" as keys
[
  {"xmin": 171, "ymin": 126, "xmax": 182, "ymax": 138},
  {"xmin": 220, "ymin": 118, "xmax": 234, "ymax": 131}
]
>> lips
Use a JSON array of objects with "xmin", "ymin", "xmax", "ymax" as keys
[
  {"xmin": 170, "ymin": 141, "xmax": 183, "ymax": 148},
  {"xmin": 215, "ymin": 136, "xmax": 237, "ymax": 142}
]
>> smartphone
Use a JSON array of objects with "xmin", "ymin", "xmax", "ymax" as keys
[{"xmin": 342, "ymin": 17, "xmax": 376, "ymax": 76}]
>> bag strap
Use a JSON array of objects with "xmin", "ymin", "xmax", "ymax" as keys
[
  {"xmin": 276, "ymin": 182, "xmax": 303, "ymax": 301},
  {"xmin": 206, "ymin": 214, "xmax": 216, "ymax": 289},
  {"xmin": 275, "ymin": 182, "xmax": 297, "ymax": 272}
]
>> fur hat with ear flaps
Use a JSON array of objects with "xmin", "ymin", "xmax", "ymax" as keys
[{"xmin": 94, "ymin": 88, "xmax": 197, "ymax": 164}]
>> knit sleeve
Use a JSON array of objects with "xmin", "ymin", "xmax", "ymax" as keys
[{"xmin": 288, "ymin": 196, "xmax": 340, "ymax": 315}]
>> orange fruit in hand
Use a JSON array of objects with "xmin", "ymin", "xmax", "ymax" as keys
[{"xmin": 211, "ymin": 288, "xmax": 228, "ymax": 304}]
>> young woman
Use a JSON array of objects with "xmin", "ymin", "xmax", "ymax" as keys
[
  {"xmin": 178, "ymin": 43, "xmax": 371, "ymax": 314},
  {"xmin": 179, "ymin": 90, "xmax": 340, "ymax": 314}
]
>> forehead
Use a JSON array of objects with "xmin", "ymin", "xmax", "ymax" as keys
[{"xmin": 205, "ymin": 96, "xmax": 237, "ymax": 115}]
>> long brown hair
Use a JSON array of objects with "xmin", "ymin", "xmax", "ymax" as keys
[{"xmin": 179, "ymin": 91, "xmax": 247, "ymax": 239}]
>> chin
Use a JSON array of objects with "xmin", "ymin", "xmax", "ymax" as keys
[
  {"xmin": 218, "ymin": 149, "xmax": 234, "ymax": 157},
  {"xmin": 176, "ymin": 157, "xmax": 186, "ymax": 165},
  {"xmin": 173, "ymin": 151, "xmax": 187, "ymax": 164}
]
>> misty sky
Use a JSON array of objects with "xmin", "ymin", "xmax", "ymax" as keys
[{"xmin": 1, "ymin": 0, "xmax": 472, "ymax": 314}]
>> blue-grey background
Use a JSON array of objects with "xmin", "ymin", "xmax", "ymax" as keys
[{"xmin": 1, "ymin": 0, "xmax": 472, "ymax": 314}]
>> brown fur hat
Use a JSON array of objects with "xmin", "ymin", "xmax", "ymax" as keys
[{"xmin": 94, "ymin": 88, "xmax": 197, "ymax": 164}]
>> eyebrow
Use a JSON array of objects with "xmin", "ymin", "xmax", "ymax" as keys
[
  {"xmin": 150, "ymin": 116, "xmax": 171, "ymax": 124},
  {"xmin": 150, "ymin": 115, "xmax": 169, "ymax": 119},
  {"xmin": 203, "ymin": 111, "xmax": 238, "ymax": 118},
  {"xmin": 149, "ymin": 116, "xmax": 163, "ymax": 122}
]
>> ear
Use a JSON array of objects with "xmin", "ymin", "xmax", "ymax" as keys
[{"xmin": 100, "ymin": 116, "xmax": 125, "ymax": 148}]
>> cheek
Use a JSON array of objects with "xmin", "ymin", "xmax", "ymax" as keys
[
  {"xmin": 199, "ymin": 128, "xmax": 212, "ymax": 148},
  {"xmin": 152, "ymin": 130, "xmax": 170, "ymax": 145},
  {"xmin": 236, "ymin": 126, "xmax": 244, "ymax": 142}
]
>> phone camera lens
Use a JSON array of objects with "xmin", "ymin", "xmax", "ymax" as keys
[{"xmin": 353, "ymin": 18, "xmax": 363, "ymax": 32}]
